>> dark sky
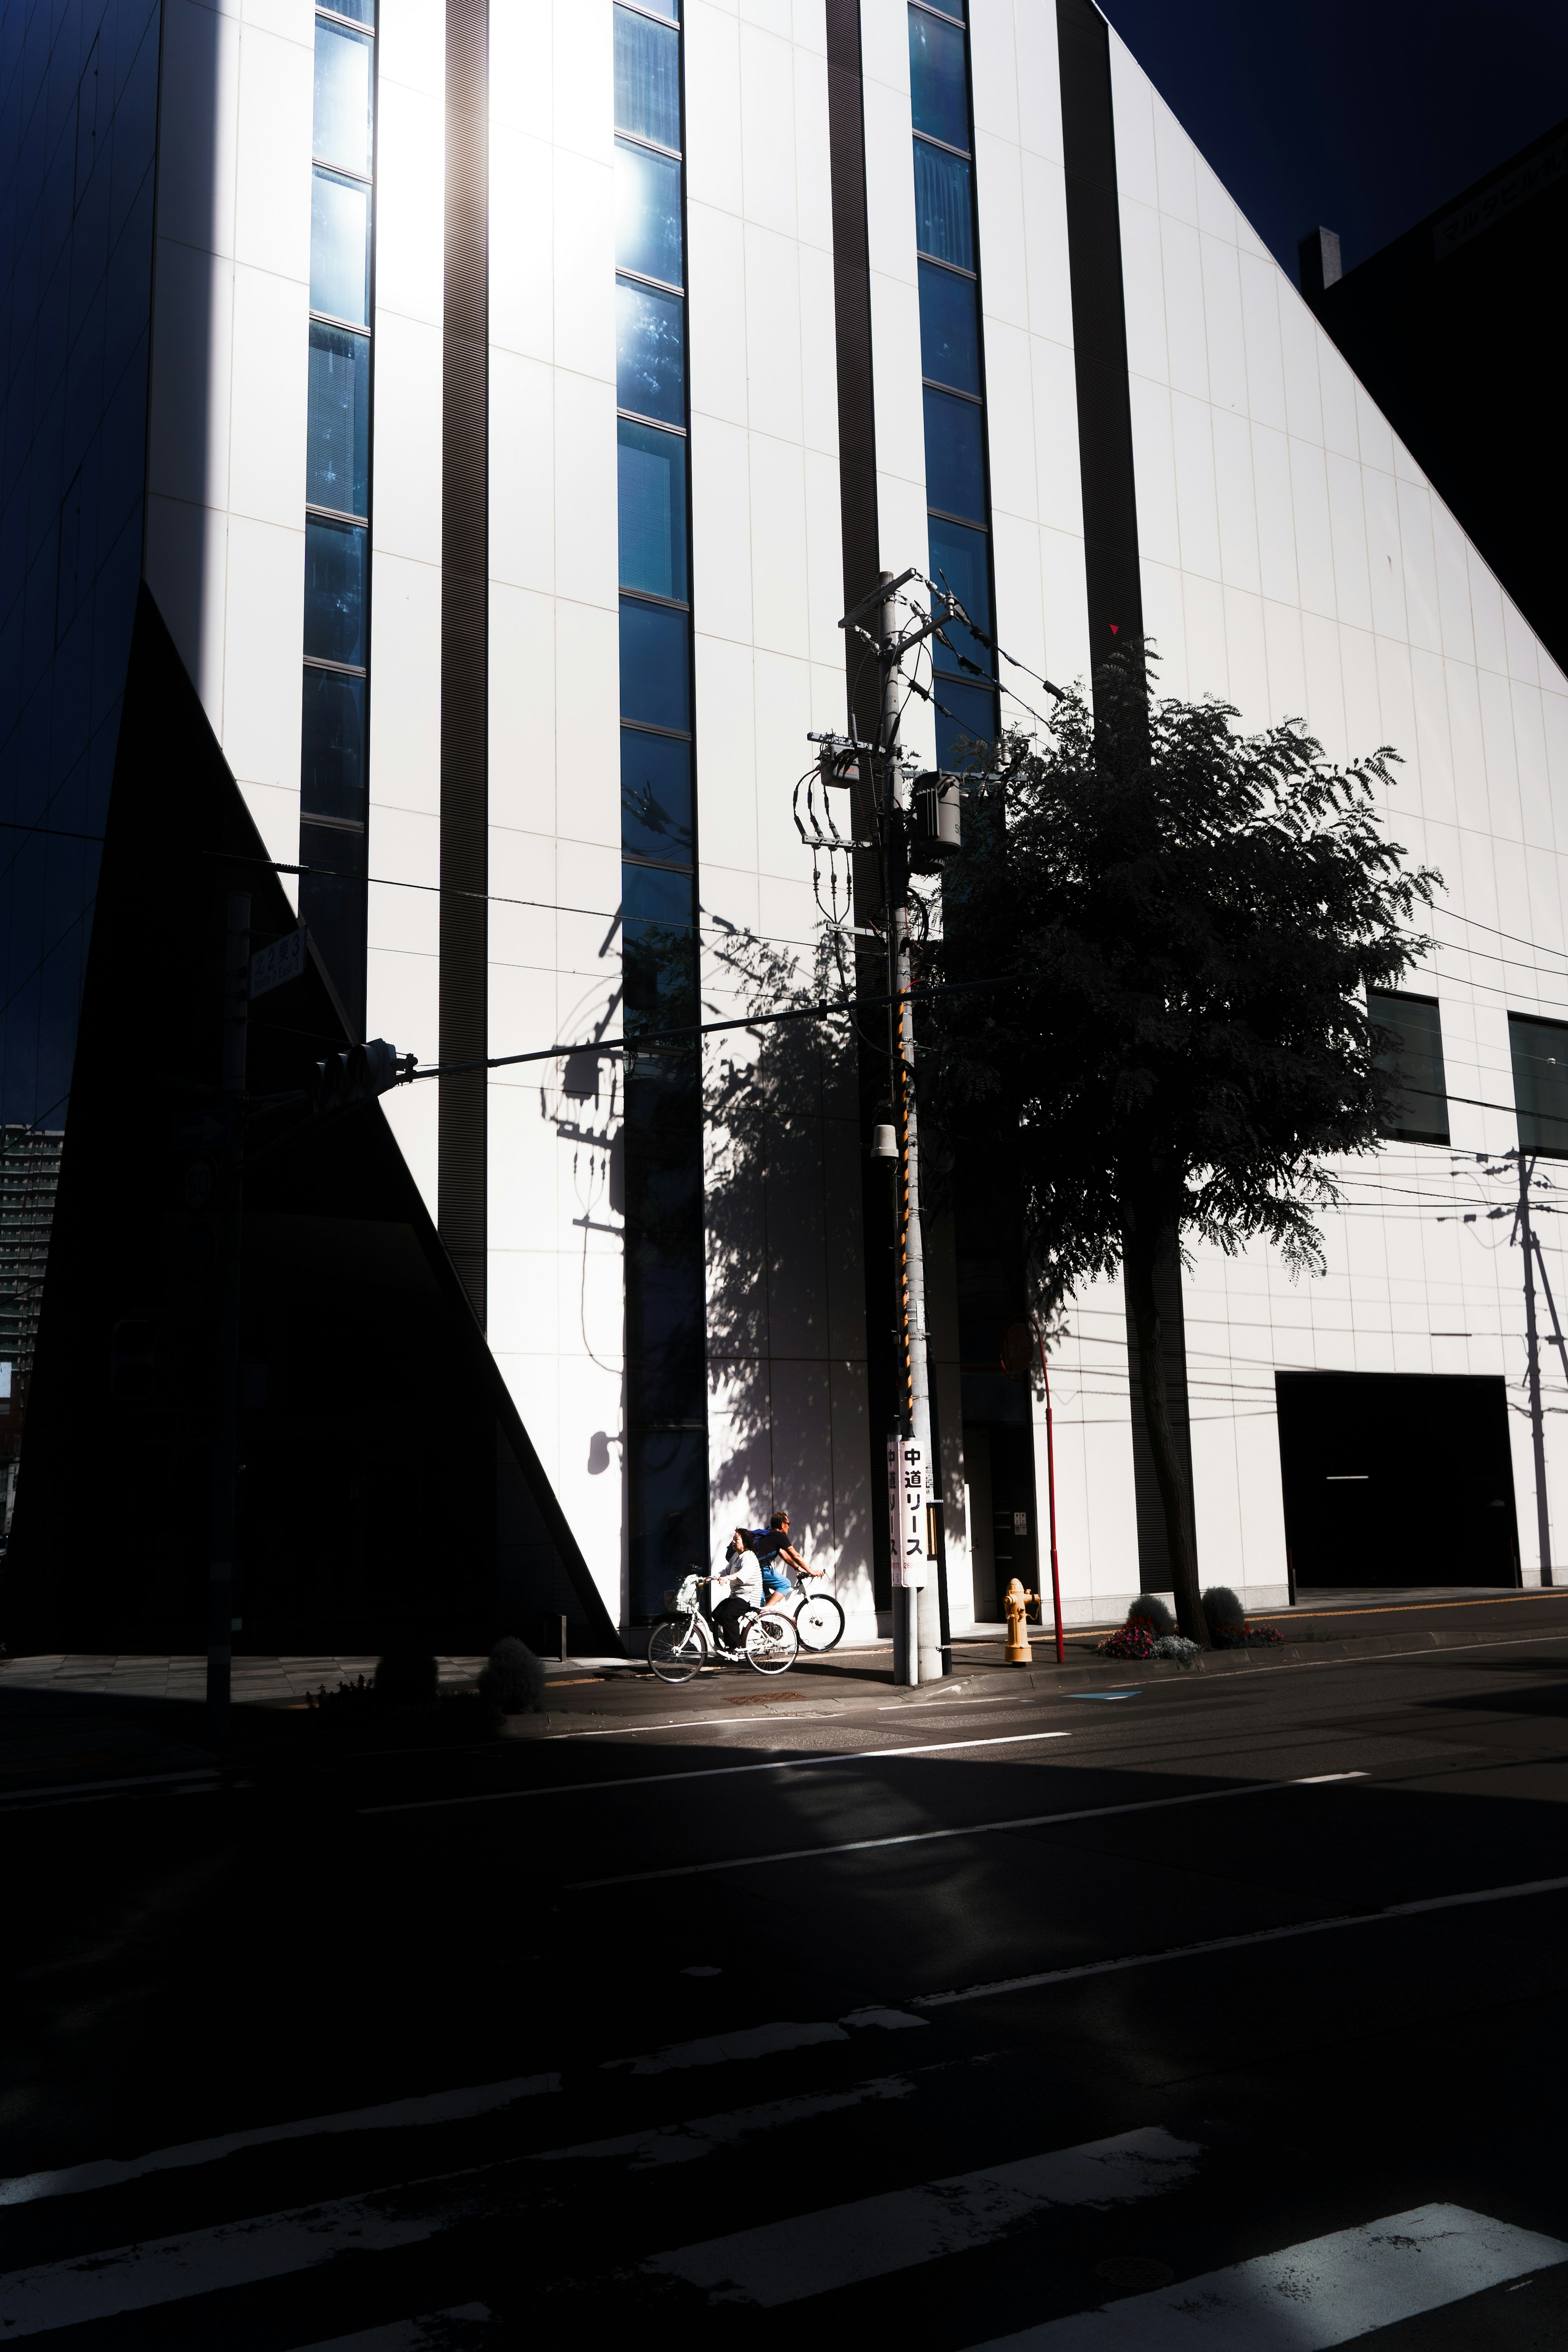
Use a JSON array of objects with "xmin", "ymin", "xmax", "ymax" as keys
[{"xmin": 1096, "ymin": 0, "xmax": 1568, "ymax": 281}]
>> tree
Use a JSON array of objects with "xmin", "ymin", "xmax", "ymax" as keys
[{"xmin": 922, "ymin": 647, "xmax": 1439, "ymax": 1646}]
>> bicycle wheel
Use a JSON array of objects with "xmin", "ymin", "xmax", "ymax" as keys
[
  {"xmin": 795, "ymin": 1593, "xmax": 845, "ymax": 1652},
  {"xmin": 648, "ymin": 1615, "xmax": 710, "ymax": 1684},
  {"xmin": 744, "ymin": 1613, "xmax": 798, "ymax": 1675}
]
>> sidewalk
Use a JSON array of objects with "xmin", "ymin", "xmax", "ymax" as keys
[{"xmin": 4, "ymin": 1586, "xmax": 1566, "ymax": 1786}]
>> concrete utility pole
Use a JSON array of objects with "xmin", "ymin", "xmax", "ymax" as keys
[
  {"xmin": 209, "ymin": 891, "xmax": 250, "ymax": 1748},
  {"xmin": 878, "ymin": 573, "xmax": 944, "ymax": 1686}
]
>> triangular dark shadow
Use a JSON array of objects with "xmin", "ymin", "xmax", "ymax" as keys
[{"xmin": 7, "ymin": 586, "xmax": 621, "ymax": 1657}]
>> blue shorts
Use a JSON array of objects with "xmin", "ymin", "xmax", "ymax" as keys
[{"xmin": 760, "ymin": 1564, "xmax": 791, "ymax": 1597}]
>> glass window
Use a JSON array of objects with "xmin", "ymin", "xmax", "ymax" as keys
[
  {"xmin": 621, "ymin": 728, "xmax": 693, "ymax": 865},
  {"xmin": 306, "ymin": 322, "xmax": 370, "ymax": 516},
  {"xmin": 919, "ymin": 261, "xmax": 979, "ymax": 394},
  {"xmin": 1508, "ymin": 1013, "xmax": 1568, "ymax": 1157},
  {"xmin": 1369, "ymin": 992, "xmax": 1449, "ymax": 1144},
  {"xmin": 934, "ymin": 678, "xmax": 994, "ymax": 772},
  {"xmin": 623, "ymin": 858, "xmax": 697, "ymax": 1028},
  {"xmin": 320, "ymin": 0, "xmax": 375, "ymax": 24},
  {"xmin": 914, "ymin": 140, "xmax": 973, "ymax": 268},
  {"xmin": 614, "ymin": 4, "xmax": 680, "ymax": 149},
  {"xmin": 301, "ymin": 666, "xmax": 366, "ymax": 820},
  {"xmin": 300, "ymin": 821, "xmax": 367, "ymax": 1039},
  {"xmin": 311, "ymin": 166, "xmax": 370, "ymax": 326},
  {"xmin": 314, "ymin": 20, "xmax": 372, "ymax": 176},
  {"xmin": 617, "ymin": 278, "xmax": 685, "ymax": 427},
  {"xmin": 919, "ymin": 0, "xmax": 965, "ymax": 17},
  {"xmin": 620, "ymin": 595, "xmax": 690, "ymax": 728},
  {"xmin": 618, "ymin": 419, "xmax": 688, "ymax": 601},
  {"xmin": 924, "ymin": 385, "xmax": 986, "ymax": 525},
  {"xmin": 303, "ymin": 515, "xmax": 367, "ymax": 668},
  {"xmin": 908, "ymin": 6, "xmax": 969, "ymax": 150},
  {"xmin": 627, "ymin": 1425, "xmax": 706, "ymax": 1621},
  {"xmin": 615, "ymin": 137, "xmax": 683, "ymax": 286},
  {"xmin": 928, "ymin": 513, "xmax": 993, "ymax": 677}
]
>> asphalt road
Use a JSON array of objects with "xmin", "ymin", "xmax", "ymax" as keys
[{"xmin": 4, "ymin": 1628, "xmax": 1568, "ymax": 2347}]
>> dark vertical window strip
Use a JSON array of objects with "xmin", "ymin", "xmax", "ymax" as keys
[
  {"xmin": 439, "ymin": 0, "xmax": 489, "ymax": 1325},
  {"xmin": 1055, "ymin": 0, "xmax": 1190, "ymax": 1586},
  {"xmin": 1054, "ymin": 0, "xmax": 1143, "ymax": 659},
  {"xmin": 300, "ymin": 2, "xmax": 377, "ymax": 1039}
]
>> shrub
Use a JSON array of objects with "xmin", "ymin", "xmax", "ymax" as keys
[
  {"xmin": 479, "ymin": 1637, "xmax": 546, "ymax": 1715},
  {"xmin": 1201, "ymin": 1586, "xmax": 1247, "ymax": 1646},
  {"xmin": 1127, "ymin": 1593, "xmax": 1175, "ymax": 1637}
]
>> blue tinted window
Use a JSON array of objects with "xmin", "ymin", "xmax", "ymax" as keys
[
  {"xmin": 303, "ymin": 516, "xmax": 367, "ymax": 668},
  {"xmin": 618, "ymin": 419, "xmax": 688, "ymax": 600},
  {"xmin": 301, "ymin": 665, "xmax": 366, "ymax": 819},
  {"xmin": 909, "ymin": 7, "xmax": 968, "ymax": 149},
  {"xmin": 620, "ymin": 595, "xmax": 690, "ymax": 727},
  {"xmin": 615, "ymin": 5, "xmax": 681, "ymax": 148},
  {"xmin": 311, "ymin": 167, "xmax": 370, "ymax": 325},
  {"xmin": 918, "ymin": 259, "xmax": 979, "ymax": 393},
  {"xmin": 320, "ymin": 0, "xmax": 375, "ymax": 22},
  {"xmin": 924, "ymin": 386, "xmax": 986, "ymax": 524},
  {"xmin": 617, "ymin": 278, "xmax": 685, "ymax": 426},
  {"xmin": 934, "ymin": 678, "xmax": 995, "ymax": 771},
  {"xmin": 300, "ymin": 820, "xmax": 367, "ymax": 1038},
  {"xmin": 622, "ymin": 728, "xmax": 693, "ymax": 865},
  {"xmin": 914, "ymin": 140, "xmax": 973, "ymax": 267},
  {"xmin": 928, "ymin": 514, "xmax": 993, "ymax": 677},
  {"xmin": 314, "ymin": 21, "xmax": 372, "ymax": 174},
  {"xmin": 306, "ymin": 322, "xmax": 370, "ymax": 515},
  {"xmin": 920, "ymin": 0, "xmax": 964, "ymax": 16},
  {"xmin": 623, "ymin": 858, "xmax": 696, "ymax": 1027},
  {"xmin": 616, "ymin": 138, "xmax": 683, "ymax": 285}
]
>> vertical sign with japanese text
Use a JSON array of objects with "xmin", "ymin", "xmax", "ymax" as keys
[{"xmin": 887, "ymin": 1436, "xmax": 929, "ymax": 1588}]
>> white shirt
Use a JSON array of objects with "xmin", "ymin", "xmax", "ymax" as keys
[{"xmin": 721, "ymin": 1554, "xmax": 763, "ymax": 1606}]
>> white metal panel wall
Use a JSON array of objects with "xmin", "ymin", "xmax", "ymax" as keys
[
  {"xmin": 366, "ymin": 0, "xmax": 444, "ymax": 1211},
  {"xmin": 145, "ymin": 0, "xmax": 313, "ymax": 889},
  {"xmin": 686, "ymin": 0, "xmax": 876, "ymax": 1635},
  {"xmin": 485, "ymin": 0, "xmax": 625, "ymax": 1626},
  {"xmin": 1108, "ymin": 28, "xmax": 1568, "ymax": 1604}
]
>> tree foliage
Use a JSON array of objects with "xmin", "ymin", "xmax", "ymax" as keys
[{"xmin": 921, "ymin": 647, "xmax": 1439, "ymax": 1641}]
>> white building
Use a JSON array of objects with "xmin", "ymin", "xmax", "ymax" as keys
[{"xmin": 6, "ymin": 0, "xmax": 1567, "ymax": 1651}]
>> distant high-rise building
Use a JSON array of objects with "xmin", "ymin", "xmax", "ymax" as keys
[{"xmin": 4, "ymin": 0, "xmax": 1568, "ymax": 1651}]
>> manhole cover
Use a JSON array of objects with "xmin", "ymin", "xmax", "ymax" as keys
[
  {"xmin": 723, "ymin": 1693, "xmax": 793, "ymax": 1706},
  {"xmin": 1095, "ymin": 2256, "xmax": 1174, "ymax": 2293}
]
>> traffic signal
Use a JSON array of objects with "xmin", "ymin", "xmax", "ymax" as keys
[{"xmin": 310, "ymin": 1039, "xmax": 413, "ymax": 1117}]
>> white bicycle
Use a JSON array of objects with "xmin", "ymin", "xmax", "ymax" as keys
[
  {"xmin": 647, "ymin": 1572, "xmax": 799, "ymax": 1684},
  {"xmin": 777, "ymin": 1570, "xmax": 846, "ymax": 1653}
]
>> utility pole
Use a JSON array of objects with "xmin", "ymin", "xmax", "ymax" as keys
[
  {"xmin": 878, "ymin": 573, "xmax": 944, "ymax": 1685},
  {"xmin": 208, "ymin": 891, "xmax": 250, "ymax": 1750},
  {"xmin": 1516, "ymin": 1151, "xmax": 1554, "ymax": 1588}
]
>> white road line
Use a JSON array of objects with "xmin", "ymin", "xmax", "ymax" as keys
[
  {"xmin": 363, "ymin": 1729, "xmax": 1072, "ymax": 1813},
  {"xmin": 648, "ymin": 2125, "xmax": 1200, "ymax": 2308},
  {"xmin": 535, "ymin": 2074, "xmax": 915, "ymax": 2169},
  {"xmin": 963, "ymin": 2204, "xmax": 1568, "ymax": 2348},
  {"xmin": 0, "ymin": 2172, "xmax": 493, "ymax": 2338},
  {"xmin": 570, "ymin": 1771, "xmax": 1367, "ymax": 1888},
  {"xmin": 0, "ymin": 1768, "xmax": 219, "ymax": 1810},
  {"xmin": 295, "ymin": 2308, "xmax": 497, "ymax": 2351},
  {"xmin": 0, "ymin": 2075, "xmax": 559, "ymax": 2210},
  {"xmin": 914, "ymin": 1872, "xmax": 1568, "ymax": 2007}
]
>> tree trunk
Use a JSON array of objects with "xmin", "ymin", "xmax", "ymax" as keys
[{"xmin": 1124, "ymin": 1226, "xmax": 1208, "ymax": 1647}]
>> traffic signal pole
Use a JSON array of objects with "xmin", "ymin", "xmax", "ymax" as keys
[
  {"xmin": 208, "ymin": 891, "xmax": 250, "ymax": 1749},
  {"xmin": 1517, "ymin": 1150, "xmax": 1553, "ymax": 1587}
]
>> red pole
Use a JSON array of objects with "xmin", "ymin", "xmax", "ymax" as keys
[{"xmin": 1038, "ymin": 1335, "xmax": 1065, "ymax": 1662}]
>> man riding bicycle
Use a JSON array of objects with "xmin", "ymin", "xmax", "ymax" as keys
[{"xmin": 734, "ymin": 1510, "xmax": 822, "ymax": 1612}]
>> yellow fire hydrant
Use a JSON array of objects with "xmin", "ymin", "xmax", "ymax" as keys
[{"xmin": 1004, "ymin": 1576, "xmax": 1039, "ymax": 1666}]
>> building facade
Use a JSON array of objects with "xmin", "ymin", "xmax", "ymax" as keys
[{"xmin": 4, "ymin": 0, "xmax": 1568, "ymax": 1649}]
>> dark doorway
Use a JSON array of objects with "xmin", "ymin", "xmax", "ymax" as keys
[
  {"xmin": 962, "ymin": 1422, "xmax": 1038, "ymax": 1621},
  {"xmin": 1276, "ymin": 1371, "xmax": 1520, "ymax": 1590}
]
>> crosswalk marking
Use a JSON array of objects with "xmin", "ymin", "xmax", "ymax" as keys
[
  {"xmin": 535, "ymin": 2073, "xmax": 915, "ymax": 2169},
  {"xmin": 0, "ymin": 2076, "xmax": 559, "ymax": 2211},
  {"xmin": 295, "ymin": 2308, "xmax": 499, "ymax": 2350},
  {"xmin": 0, "ymin": 2171, "xmax": 500, "ymax": 2338},
  {"xmin": 606, "ymin": 2019, "xmax": 850, "ymax": 2075},
  {"xmin": 913, "ymin": 1872, "xmax": 1568, "ymax": 2009},
  {"xmin": 647, "ymin": 2126, "xmax": 1202, "ymax": 2309},
  {"xmin": 572, "ymin": 1771, "xmax": 1367, "ymax": 1888},
  {"xmin": 962, "ymin": 2204, "xmax": 1568, "ymax": 2347},
  {"xmin": 363, "ymin": 1728, "xmax": 1072, "ymax": 1813}
]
